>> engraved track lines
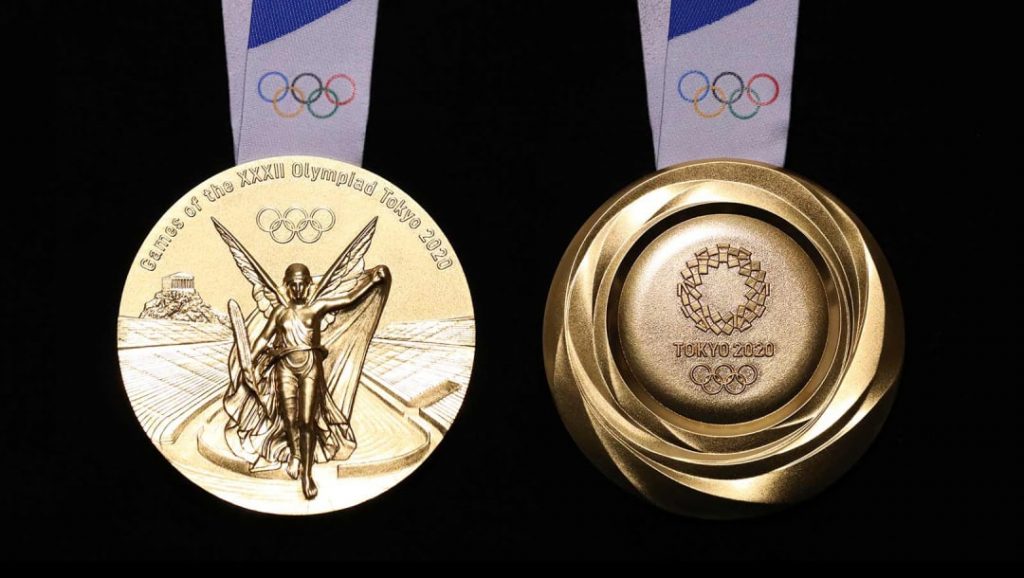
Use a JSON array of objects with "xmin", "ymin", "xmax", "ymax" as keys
[
  {"xmin": 363, "ymin": 318, "xmax": 475, "ymax": 433},
  {"xmin": 120, "ymin": 341, "xmax": 232, "ymax": 444},
  {"xmin": 344, "ymin": 391, "xmax": 427, "ymax": 462}
]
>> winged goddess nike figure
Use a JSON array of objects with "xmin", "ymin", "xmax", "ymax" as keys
[{"xmin": 212, "ymin": 216, "xmax": 391, "ymax": 500}]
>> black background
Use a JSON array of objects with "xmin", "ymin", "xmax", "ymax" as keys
[{"xmin": 16, "ymin": 1, "xmax": 1015, "ymax": 561}]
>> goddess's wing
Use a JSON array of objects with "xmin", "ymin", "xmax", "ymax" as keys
[
  {"xmin": 211, "ymin": 217, "xmax": 287, "ymax": 316},
  {"xmin": 309, "ymin": 217, "xmax": 376, "ymax": 304}
]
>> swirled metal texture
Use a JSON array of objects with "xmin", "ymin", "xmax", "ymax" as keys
[{"xmin": 543, "ymin": 160, "xmax": 903, "ymax": 518}]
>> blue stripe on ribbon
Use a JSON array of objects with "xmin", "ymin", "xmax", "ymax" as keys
[
  {"xmin": 668, "ymin": 0, "xmax": 757, "ymax": 39},
  {"xmin": 248, "ymin": 0, "xmax": 353, "ymax": 48}
]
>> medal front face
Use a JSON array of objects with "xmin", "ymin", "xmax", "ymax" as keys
[
  {"xmin": 543, "ymin": 160, "xmax": 903, "ymax": 518},
  {"xmin": 117, "ymin": 156, "xmax": 474, "ymax": 514}
]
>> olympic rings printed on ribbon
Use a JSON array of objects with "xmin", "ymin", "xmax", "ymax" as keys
[
  {"xmin": 689, "ymin": 364, "xmax": 758, "ymax": 395},
  {"xmin": 256, "ymin": 207, "xmax": 336, "ymax": 244},
  {"xmin": 257, "ymin": 72, "xmax": 356, "ymax": 119},
  {"xmin": 677, "ymin": 70, "xmax": 779, "ymax": 120}
]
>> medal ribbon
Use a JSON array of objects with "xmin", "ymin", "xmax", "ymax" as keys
[
  {"xmin": 223, "ymin": 0, "xmax": 379, "ymax": 164},
  {"xmin": 639, "ymin": 0, "xmax": 799, "ymax": 168}
]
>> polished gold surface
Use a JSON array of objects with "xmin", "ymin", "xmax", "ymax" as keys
[
  {"xmin": 543, "ymin": 160, "xmax": 903, "ymax": 518},
  {"xmin": 118, "ymin": 156, "xmax": 474, "ymax": 515},
  {"xmin": 617, "ymin": 214, "xmax": 829, "ymax": 424}
]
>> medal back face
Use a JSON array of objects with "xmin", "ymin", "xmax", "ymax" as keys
[
  {"xmin": 543, "ymin": 160, "xmax": 903, "ymax": 518},
  {"xmin": 117, "ymin": 156, "xmax": 474, "ymax": 514}
]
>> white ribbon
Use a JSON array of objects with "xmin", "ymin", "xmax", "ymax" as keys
[
  {"xmin": 639, "ymin": 0, "xmax": 799, "ymax": 168},
  {"xmin": 223, "ymin": 0, "xmax": 379, "ymax": 165}
]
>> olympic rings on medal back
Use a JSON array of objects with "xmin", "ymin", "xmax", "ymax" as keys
[
  {"xmin": 689, "ymin": 363, "xmax": 759, "ymax": 395},
  {"xmin": 677, "ymin": 70, "xmax": 779, "ymax": 120},
  {"xmin": 257, "ymin": 72, "xmax": 357, "ymax": 119},
  {"xmin": 256, "ymin": 207, "xmax": 336, "ymax": 244}
]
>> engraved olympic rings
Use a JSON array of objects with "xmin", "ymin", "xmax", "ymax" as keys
[
  {"xmin": 257, "ymin": 71, "xmax": 356, "ymax": 119},
  {"xmin": 256, "ymin": 207, "xmax": 336, "ymax": 244},
  {"xmin": 689, "ymin": 363, "xmax": 758, "ymax": 395},
  {"xmin": 677, "ymin": 70, "xmax": 779, "ymax": 120}
]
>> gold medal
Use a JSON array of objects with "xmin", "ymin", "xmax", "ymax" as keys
[
  {"xmin": 543, "ymin": 160, "xmax": 903, "ymax": 518},
  {"xmin": 117, "ymin": 155, "xmax": 474, "ymax": 514}
]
